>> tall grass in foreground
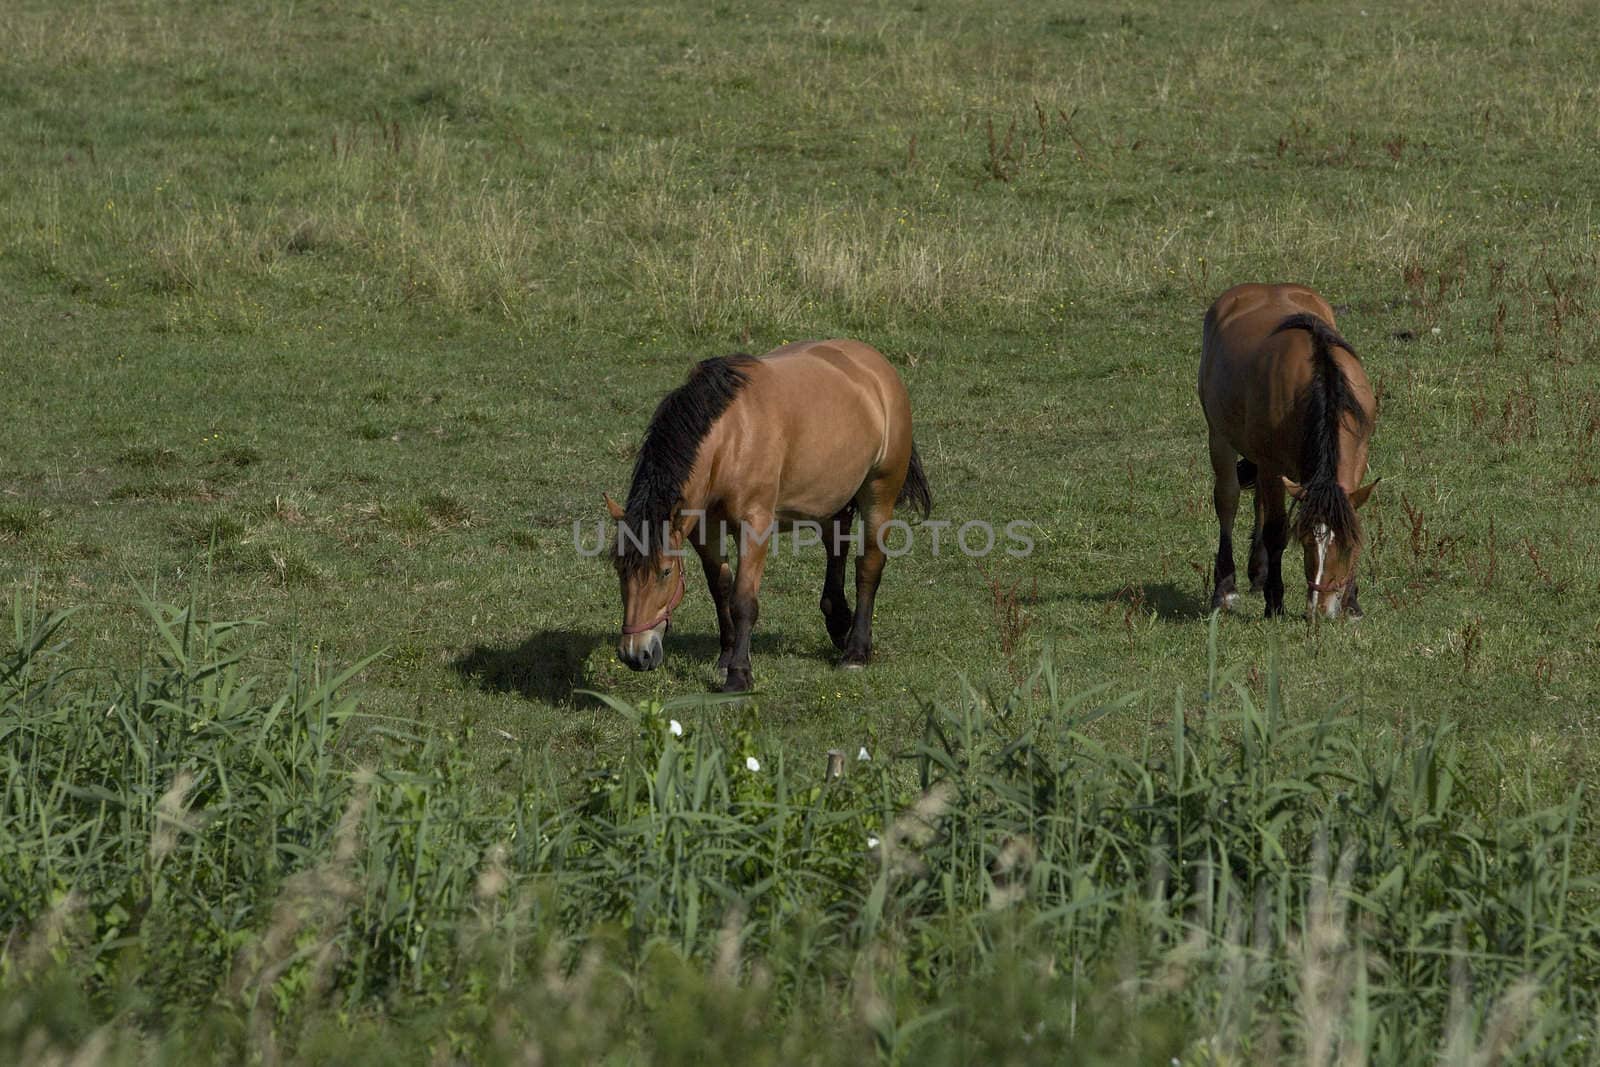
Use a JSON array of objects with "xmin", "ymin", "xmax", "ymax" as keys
[{"xmin": 2, "ymin": 596, "xmax": 1595, "ymax": 1064}]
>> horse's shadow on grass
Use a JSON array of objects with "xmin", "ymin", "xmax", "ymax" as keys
[
  {"xmin": 1071, "ymin": 582, "xmax": 1213, "ymax": 623},
  {"xmin": 452, "ymin": 628, "xmax": 787, "ymax": 703}
]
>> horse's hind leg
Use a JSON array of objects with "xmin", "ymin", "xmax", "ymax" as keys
[
  {"xmin": 820, "ymin": 505, "xmax": 855, "ymax": 650},
  {"xmin": 1257, "ymin": 476, "xmax": 1289, "ymax": 618},
  {"xmin": 1208, "ymin": 432, "xmax": 1242, "ymax": 611},
  {"xmin": 840, "ymin": 483, "xmax": 895, "ymax": 667},
  {"xmin": 1247, "ymin": 511, "xmax": 1269, "ymax": 595},
  {"xmin": 1237, "ymin": 457, "xmax": 1268, "ymax": 591},
  {"xmin": 1247, "ymin": 529, "xmax": 1269, "ymax": 592}
]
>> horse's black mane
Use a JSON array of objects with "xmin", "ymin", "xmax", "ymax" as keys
[
  {"xmin": 616, "ymin": 354, "xmax": 756, "ymax": 576},
  {"xmin": 1273, "ymin": 313, "xmax": 1368, "ymax": 544}
]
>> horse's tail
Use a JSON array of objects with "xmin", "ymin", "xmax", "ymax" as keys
[
  {"xmin": 1273, "ymin": 312, "xmax": 1368, "ymax": 543},
  {"xmin": 1272, "ymin": 312, "xmax": 1367, "ymax": 487},
  {"xmin": 897, "ymin": 443, "xmax": 932, "ymax": 517}
]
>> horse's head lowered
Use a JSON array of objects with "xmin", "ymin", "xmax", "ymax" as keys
[
  {"xmin": 1284, "ymin": 477, "xmax": 1380, "ymax": 619},
  {"xmin": 606, "ymin": 493, "xmax": 687, "ymax": 671}
]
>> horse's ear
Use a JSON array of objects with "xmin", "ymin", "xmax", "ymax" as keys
[
  {"xmin": 604, "ymin": 493, "xmax": 625, "ymax": 521},
  {"xmin": 1349, "ymin": 478, "xmax": 1381, "ymax": 510},
  {"xmin": 1281, "ymin": 477, "xmax": 1307, "ymax": 502}
]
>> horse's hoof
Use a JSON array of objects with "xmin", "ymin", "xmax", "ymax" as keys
[
  {"xmin": 838, "ymin": 646, "xmax": 870, "ymax": 669},
  {"xmin": 720, "ymin": 669, "xmax": 753, "ymax": 693}
]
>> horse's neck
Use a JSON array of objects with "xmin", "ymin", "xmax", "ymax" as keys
[
  {"xmin": 672, "ymin": 460, "xmax": 715, "ymax": 519},
  {"xmin": 1334, "ymin": 425, "xmax": 1370, "ymax": 492}
]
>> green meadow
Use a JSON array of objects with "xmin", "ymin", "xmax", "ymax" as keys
[{"xmin": 4, "ymin": 0, "xmax": 1600, "ymax": 1061}]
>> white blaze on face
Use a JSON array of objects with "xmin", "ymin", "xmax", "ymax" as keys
[{"xmin": 1311, "ymin": 523, "xmax": 1337, "ymax": 616}]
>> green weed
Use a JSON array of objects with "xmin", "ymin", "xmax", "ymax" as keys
[{"xmin": 2, "ymin": 601, "xmax": 1595, "ymax": 1062}]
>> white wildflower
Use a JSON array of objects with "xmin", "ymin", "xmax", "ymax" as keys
[
  {"xmin": 745, "ymin": 755, "xmax": 761, "ymax": 772},
  {"xmin": 867, "ymin": 835, "xmax": 880, "ymax": 849},
  {"xmin": 857, "ymin": 746, "xmax": 871, "ymax": 761},
  {"xmin": 669, "ymin": 719, "xmax": 683, "ymax": 736}
]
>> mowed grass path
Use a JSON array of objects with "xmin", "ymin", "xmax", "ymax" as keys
[{"xmin": 3, "ymin": 0, "xmax": 1598, "ymax": 797}]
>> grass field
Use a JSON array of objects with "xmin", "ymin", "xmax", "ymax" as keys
[{"xmin": 4, "ymin": 0, "xmax": 1600, "ymax": 1060}]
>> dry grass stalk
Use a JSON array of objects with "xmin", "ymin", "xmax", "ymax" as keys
[{"xmin": 229, "ymin": 780, "xmax": 371, "ymax": 1066}]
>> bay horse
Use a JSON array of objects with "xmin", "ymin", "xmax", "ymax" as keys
[
  {"xmin": 1199, "ymin": 283, "xmax": 1379, "ymax": 619},
  {"xmin": 605, "ymin": 339, "xmax": 930, "ymax": 692}
]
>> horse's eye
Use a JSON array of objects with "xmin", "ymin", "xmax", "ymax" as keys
[{"xmin": 660, "ymin": 566, "xmax": 673, "ymax": 580}]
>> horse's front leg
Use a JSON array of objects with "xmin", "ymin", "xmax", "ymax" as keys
[
  {"xmin": 692, "ymin": 524, "xmax": 735, "ymax": 671},
  {"xmin": 722, "ymin": 514, "xmax": 773, "ymax": 693}
]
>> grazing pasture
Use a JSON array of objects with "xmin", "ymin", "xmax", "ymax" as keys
[{"xmin": 4, "ymin": 0, "xmax": 1600, "ymax": 1061}]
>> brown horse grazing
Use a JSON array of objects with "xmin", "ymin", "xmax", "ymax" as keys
[
  {"xmin": 1199, "ymin": 283, "xmax": 1380, "ymax": 619},
  {"xmin": 604, "ymin": 339, "xmax": 930, "ymax": 692}
]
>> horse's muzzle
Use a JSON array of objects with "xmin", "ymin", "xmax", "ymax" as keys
[
  {"xmin": 618, "ymin": 627, "xmax": 665, "ymax": 671},
  {"xmin": 1306, "ymin": 577, "xmax": 1351, "ymax": 619},
  {"xmin": 1309, "ymin": 594, "xmax": 1344, "ymax": 620}
]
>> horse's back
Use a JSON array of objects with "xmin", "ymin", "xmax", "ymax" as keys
[
  {"xmin": 751, "ymin": 339, "xmax": 910, "ymax": 435},
  {"xmin": 1200, "ymin": 283, "xmax": 1371, "ymax": 473},
  {"xmin": 713, "ymin": 339, "xmax": 913, "ymax": 520},
  {"xmin": 1201, "ymin": 284, "xmax": 1336, "ymax": 458},
  {"xmin": 1204, "ymin": 284, "xmax": 1336, "ymax": 357},
  {"xmin": 759, "ymin": 339, "xmax": 906, "ymax": 398}
]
